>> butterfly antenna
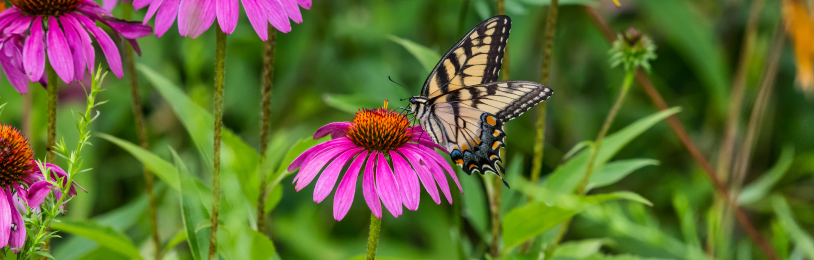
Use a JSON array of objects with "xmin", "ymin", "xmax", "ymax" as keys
[{"xmin": 389, "ymin": 76, "xmax": 414, "ymax": 97}]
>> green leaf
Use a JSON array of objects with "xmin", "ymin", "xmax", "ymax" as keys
[
  {"xmin": 773, "ymin": 219, "xmax": 790, "ymax": 260},
  {"xmin": 553, "ymin": 239, "xmax": 609, "ymax": 259},
  {"xmin": 323, "ymin": 93, "xmax": 381, "ymax": 114},
  {"xmin": 171, "ymin": 148, "xmax": 210, "ymax": 260},
  {"xmin": 502, "ymin": 191, "xmax": 651, "ymax": 250},
  {"xmin": 771, "ymin": 195, "xmax": 814, "ymax": 259},
  {"xmin": 584, "ymin": 254, "xmax": 674, "ymax": 260},
  {"xmin": 520, "ymin": 0, "xmax": 597, "ymax": 6},
  {"xmin": 545, "ymin": 107, "xmax": 681, "ymax": 195},
  {"xmin": 264, "ymin": 185, "xmax": 283, "ymax": 214},
  {"xmin": 738, "ymin": 146, "xmax": 794, "ymax": 205},
  {"xmin": 348, "ymin": 255, "xmax": 406, "ymax": 260},
  {"xmin": 388, "ymin": 35, "xmax": 441, "ymax": 73},
  {"xmin": 270, "ymin": 137, "xmax": 327, "ymax": 186},
  {"xmin": 51, "ymin": 219, "xmax": 143, "ymax": 260},
  {"xmin": 218, "ymin": 225, "xmax": 276, "ymax": 260},
  {"xmin": 99, "ymin": 134, "xmax": 180, "ymax": 190},
  {"xmin": 163, "ymin": 230, "xmax": 187, "ymax": 253},
  {"xmin": 672, "ymin": 192, "xmax": 702, "ymax": 251},
  {"xmin": 588, "ymin": 159, "xmax": 659, "ymax": 190}
]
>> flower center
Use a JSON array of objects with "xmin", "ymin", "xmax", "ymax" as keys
[
  {"xmin": 346, "ymin": 101, "xmax": 414, "ymax": 152},
  {"xmin": 11, "ymin": 0, "xmax": 82, "ymax": 16},
  {"xmin": 0, "ymin": 124, "xmax": 35, "ymax": 186}
]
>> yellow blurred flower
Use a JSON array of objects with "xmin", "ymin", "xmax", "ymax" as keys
[
  {"xmin": 783, "ymin": 0, "xmax": 814, "ymax": 93},
  {"xmin": 613, "ymin": 0, "xmax": 620, "ymax": 7}
]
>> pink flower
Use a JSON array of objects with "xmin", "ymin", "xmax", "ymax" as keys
[
  {"xmin": 0, "ymin": 0, "xmax": 152, "ymax": 94},
  {"xmin": 106, "ymin": 0, "xmax": 310, "ymax": 40},
  {"xmin": 288, "ymin": 102, "xmax": 462, "ymax": 221}
]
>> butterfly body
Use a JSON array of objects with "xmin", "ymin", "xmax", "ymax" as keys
[{"xmin": 408, "ymin": 16, "xmax": 553, "ymax": 183}]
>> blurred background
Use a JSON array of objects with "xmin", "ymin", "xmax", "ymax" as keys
[{"xmin": 0, "ymin": 0, "xmax": 812, "ymax": 259}]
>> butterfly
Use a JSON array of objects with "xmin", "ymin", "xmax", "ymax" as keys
[{"xmin": 407, "ymin": 15, "xmax": 553, "ymax": 186}]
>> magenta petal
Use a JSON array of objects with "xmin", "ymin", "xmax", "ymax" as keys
[
  {"xmin": 178, "ymin": 0, "xmax": 217, "ymax": 38},
  {"xmin": 22, "ymin": 17, "xmax": 45, "ymax": 82},
  {"xmin": 278, "ymin": 0, "xmax": 302, "ymax": 24},
  {"xmin": 46, "ymin": 17, "xmax": 75, "ymax": 83},
  {"xmin": 390, "ymin": 151, "xmax": 421, "ymax": 211},
  {"xmin": 333, "ymin": 150, "xmax": 368, "ymax": 221},
  {"xmin": 376, "ymin": 152, "xmax": 402, "ymax": 218},
  {"xmin": 101, "ymin": 17, "xmax": 154, "ymax": 39},
  {"xmin": 26, "ymin": 181, "xmax": 53, "ymax": 208},
  {"xmin": 6, "ymin": 189, "xmax": 25, "ymax": 253},
  {"xmin": 3, "ymin": 15, "xmax": 32, "ymax": 35},
  {"xmin": 127, "ymin": 38, "xmax": 142, "ymax": 56},
  {"xmin": 313, "ymin": 148, "xmax": 363, "ymax": 203},
  {"xmin": 0, "ymin": 190, "xmax": 10, "ymax": 248},
  {"xmin": 143, "ymin": 0, "xmax": 166, "ymax": 23},
  {"xmin": 409, "ymin": 144, "xmax": 452, "ymax": 203},
  {"xmin": 154, "ymin": 0, "xmax": 180, "ymax": 37},
  {"xmin": 0, "ymin": 9, "xmax": 22, "ymax": 30},
  {"xmin": 73, "ymin": 14, "xmax": 123, "ymax": 78},
  {"xmin": 288, "ymin": 138, "xmax": 351, "ymax": 172},
  {"xmin": 397, "ymin": 148, "xmax": 440, "ymax": 204},
  {"xmin": 297, "ymin": 0, "xmax": 310, "ymax": 9},
  {"xmin": 363, "ymin": 151, "xmax": 381, "ymax": 219},
  {"xmin": 294, "ymin": 145, "xmax": 353, "ymax": 191},
  {"xmin": 1, "ymin": 41, "xmax": 31, "ymax": 94},
  {"xmin": 422, "ymin": 146, "xmax": 462, "ymax": 192},
  {"xmin": 62, "ymin": 15, "xmax": 95, "ymax": 74},
  {"xmin": 262, "ymin": 0, "xmax": 291, "ymax": 33},
  {"xmin": 216, "ymin": 0, "xmax": 239, "ymax": 34},
  {"xmin": 133, "ymin": 0, "xmax": 153, "ymax": 9},
  {"xmin": 314, "ymin": 122, "xmax": 351, "ymax": 140},
  {"xmin": 103, "ymin": 0, "xmax": 119, "ymax": 11},
  {"xmin": 240, "ymin": 0, "xmax": 267, "ymax": 40},
  {"xmin": 60, "ymin": 16, "xmax": 87, "ymax": 80}
]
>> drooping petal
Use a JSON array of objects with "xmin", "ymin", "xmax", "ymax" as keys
[
  {"xmin": 261, "ymin": 0, "xmax": 291, "ymax": 33},
  {"xmin": 59, "ymin": 16, "xmax": 87, "ymax": 80},
  {"xmin": 408, "ymin": 144, "xmax": 452, "ymax": 203},
  {"xmin": 154, "ymin": 0, "xmax": 180, "ymax": 37},
  {"xmin": 26, "ymin": 181, "xmax": 53, "ymax": 208},
  {"xmin": 240, "ymin": 0, "xmax": 268, "ymax": 41},
  {"xmin": 420, "ymin": 146, "xmax": 462, "ymax": 192},
  {"xmin": 178, "ymin": 0, "xmax": 217, "ymax": 38},
  {"xmin": 313, "ymin": 148, "xmax": 363, "ymax": 203},
  {"xmin": 278, "ymin": 0, "xmax": 302, "ymax": 24},
  {"xmin": 127, "ymin": 38, "xmax": 142, "ymax": 56},
  {"xmin": 6, "ymin": 189, "xmax": 25, "ymax": 253},
  {"xmin": 73, "ymin": 14, "xmax": 123, "ymax": 78},
  {"xmin": 333, "ymin": 150, "xmax": 368, "ymax": 221},
  {"xmin": 0, "ymin": 9, "xmax": 22, "ymax": 31},
  {"xmin": 390, "ymin": 151, "xmax": 420, "ymax": 211},
  {"xmin": 143, "ymin": 0, "xmax": 167, "ymax": 24},
  {"xmin": 363, "ymin": 151, "xmax": 381, "ymax": 218},
  {"xmin": 62, "ymin": 15, "xmax": 95, "ymax": 74},
  {"xmin": 22, "ymin": 17, "xmax": 45, "ymax": 82},
  {"xmin": 287, "ymin": 138, "xmax": 351, "ymax": 172},
  {"xmin": 297, "ymin": 0, "xmax": 310, "ymax": 9},
  {"xmin": 100, "ymin": 17, "xmax": 154, "ymax": 39},
  {"xmin": 314, "ymin": 122, "xmax": 351, "ymax": 140},
  {"xmin": 2, "ymin": 15, "xmax": 32, "ymax": 35},
  {"xmin": 396, "ymin": 148, "xmax": 440, "ymax": 204},
  {"xmin": 0, "ymin": 189, "xmax": 11, "ymax": 248},
  {"xmin": 376, "ymin": 152, "xmax": 402, "ymax": 217},
  {"xmin": 216, "ymin": 0, "xmax": 239, "ymax": 34},
  {"xmin": 46, "ymin": 17, "xmax": 75, "ymax": 83},
  {"xmin": 0, "ymin": 41, "xmax": 31, "ymax": 94},
  {"xmin": 294, "ymin": 145, "xmax": 353, "ymax": 191}
]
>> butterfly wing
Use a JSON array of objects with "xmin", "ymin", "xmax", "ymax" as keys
[{"xmin": 421, "ymin": 15, "xmax": 511, "ymax": 99}]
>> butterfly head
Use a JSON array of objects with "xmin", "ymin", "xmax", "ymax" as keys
[{"xmin": 408, "ymin": 96, "xmax": 428, "ymax": 117}]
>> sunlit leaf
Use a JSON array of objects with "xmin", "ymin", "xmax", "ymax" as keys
[
  {"xmin": 171, "ymin": 148, "xmax": 209, "ymax": 260},
  {"xmin": 388, "ymin": 35, "xmax": 441, "ymax": 73},
  {"xmin": 218, "ymin": 225, "xmax": 276, "ymax": 260},
  {"xmin": 588, "ymin": 158, "xmax": 659, "ymax": 190},
  {"xmin": 264, "ymin": 185, "xmax": 283, "ymax": 214},
  {"xmin": 553, "ymin": 238, "xmax": 610, "ymax": 259},
  {"xmin": 51, "ymin": 220, "xmax": 143, "ymax": 260}
]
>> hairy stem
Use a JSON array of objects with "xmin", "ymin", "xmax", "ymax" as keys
[
  {"xmin": 366, "ymin": 213, "xmax": 382, "ymax": 260},
  {"xmin": 42, "ymin": 62, "xmax": 58, "ymax": 260},
  {"xmin": 257, "ymin": 27, "xmax": 276, "ymax": 237},
  {"xmin": 208, "ymin": 26, "xmax": 227, "ymax": 260},
  {"xmin": 530, "ymin": 0, "xmax": 558, "ymax": 190},
  {"xmin": 123, "ymin": 4, "xmax": 161, "ymax": 259}
]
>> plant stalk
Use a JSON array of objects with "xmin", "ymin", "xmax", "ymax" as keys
[
  {"xmin": 366, "ymin": 213, "xmax": 382, "ymax": 260},
  {"xmin": 208, "ymin": 26, "xmax": 227, "ymax": 260},
  {"xmin": 42, "ymin": 61, "xmax": 58, "ymax": 260},
  {"xmin": 123, "ymin": 4, "xmax": 161, "ymax": 259},
  {"xmin": 257, "ymin": 27, "xmax": 276, "ymax": 236},
  {"xmin": 486, "ymin": 2, "xmax": 509, "ymax": 257},
  {"xmin": 530, "ymin": 0, "xmax": 558, "ymax": 190}
]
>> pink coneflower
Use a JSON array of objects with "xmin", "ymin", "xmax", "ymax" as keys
[
  {"xmin": 106, "ymin": 0, "xmax": 310, "ymax": 40},
  {"xmin": 0, "ymin": 0, "xmax": 152, "ymax": 94},
  {"xmin": 288, "ymin": 101, "xmax": 462, "ymax": 221},
  {"xmin": 0, "ymin": 124, "xmax": 82, "ymax": 252}
]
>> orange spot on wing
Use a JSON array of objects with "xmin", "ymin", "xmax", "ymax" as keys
[{"xmin": 486, "ymin": 116, "xmax": 497, "ymax": 126}]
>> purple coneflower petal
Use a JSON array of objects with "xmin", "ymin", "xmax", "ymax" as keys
[
  {"xmin": 6, "ymin": 189, "xmax": 25, "ymax": 253},
  {"xmin": 363, "ymin": 151, "xmax": 381, "ymax": 219},
  {"xmin": 294, "ymin": 145, "xmax": 353, "ymax": 191},
  {"xmin": 420, "ymin": 146, "xmax": 463, "ymax": 192},
  {"xmin": 314, "ymin": 148, "xmax": 363, "ymax": 203},
  {"xmin": 143, "ymin": 0, "xmax": 166, "ymax": 24},
  {"xmin": 133, "ymin": 0, "xmax": 153, "ymax": 9},
  {"xmin": 73, "ymin": 14, "xmax": 124, "ymax": 78},
  {"xmin": 314, "ymin": 122, "xmax": 351, "ymax": 140},
  {"xmin": 288, "ymin": 138, "xmax": 351, "ymax": 172},
  {"xmin": 216, "ymin": 0, "xmax": 239, "ymax": 34},
  {"xmin": 62, "ymin": 15, "xmax": 95, "ymax": 75},
  {"xmin": 60, "ymin": 16, "xmax": 87, "ymax": 80},
  {"xmin": 178, "ymin": 0, "xmax": 217, "ymax": 38},
  {"xmin": 155, "ymin": 0, "xmax": 180, "ymax": 37},
  {"xmin": 0, "ymin": 9, "xmax": 22, "ymax": 30},
  {"xmin": 27, "ymin": 181, "xmax": 53, "ymax": 208},
  {"xmin": 241, "ymin": 0, "xmax": 268, "ymax": 40},
  {"xmin": 3, "ymin": 15, "xmax": 32, "ymax": 35},
  {"xmin": 333, "ymin": 150, "xmax": 368, "ymax": 221},
  {"xmin": 77, "ymin": 1, "xmax": 110, "ymax": 16},
  {"xmin": 390, "ymin": 151, "xmax": 420, "ymax": 211},
  {"xmin": 0, "ymin": 190, "xmax": 11, "ymax": 248},
  {"xmin": 297, "ymin": 0, "xmax": 311, "ymax": 9},
  {"xmin": 376, "ymin": 152, "xmax": 402, "ymax": 217},
  {"xmin": 100, "ymin": 17, "xmax": 153, "ymax": 39},
  {"xmin": 408, "ymin": 144, "xmax": 452, "ymax": 203},
  {"xmin": 22, "ymin": 17, "xmax": 45, "ymax": 82},
  {"xmin": 261, "ymin": 0, "xmax": 291, "ymax": 33},
  {"xmin": 127, "ymin": 38, "xmax": 142, "ymax": 56},
  {"xmin": 1, "ymin": 42, "xmax": 31, "ymax": 94},
  {"xmin": 103, "ymin": 0, "xmax": 119, "ymax": 11},
  {"xmin": 46, "ymin": 17, "xmax": 75, "ymax": 83},
  {"xmin": 279, "ymin": 0, "xmax": 302, "ymax": 24},
  {"xmin": 396, "ymin": 148, "xmax": 440, "ymax": 204}
]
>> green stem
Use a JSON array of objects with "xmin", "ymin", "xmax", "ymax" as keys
[
  {"xmin": 208, "ymin": 26, "xmax": 227, "ymax": 260},
  {"xmin": 530, "ymin": 0, "xmax": 558, "ymax": 191},
  {"xmin": 257, "ymin": 27, "xmax": 276, "ymax": 236},
  {"xmin": 123, "ymin": 4, "xmax": 161, "ymax": 259},
  {"xmin": 366, "ymin": 213, "xmax": 382, "ymax": 260}
]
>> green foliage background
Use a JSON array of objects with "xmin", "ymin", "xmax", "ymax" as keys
[{"xmin": 1, "ymin": 0, "xmax": 813, "ymax": 259}]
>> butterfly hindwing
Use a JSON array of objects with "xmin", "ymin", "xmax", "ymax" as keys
[
  {"xmin": 422, "ymin": 15, "xmax": 511, "ymax": 99},
  {"xmin": 449, "ymin": 113, "xmax": 506, "ymax": 178}
]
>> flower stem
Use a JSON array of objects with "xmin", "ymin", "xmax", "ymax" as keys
[
  {"xmin": 366, "ymin": 212, "xmax": 382, "ymax": 260},
  {"xmin": 257, "ymin": 27, "xmax": 276, "ymax": 236},
  {"xmin": 530, "ymin": 0, "xmax": 558, "ymax": 192},
  {"xmin": 208, "ymin": 26, "xmax": 227, "ymax": 260},
  {"xmin": 489, "ymin": 176, "xmax": 502, "ymax": 257},
  {"xmin": 123, "ymin": 4, "xmax": 161, "ymax": 259}
]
